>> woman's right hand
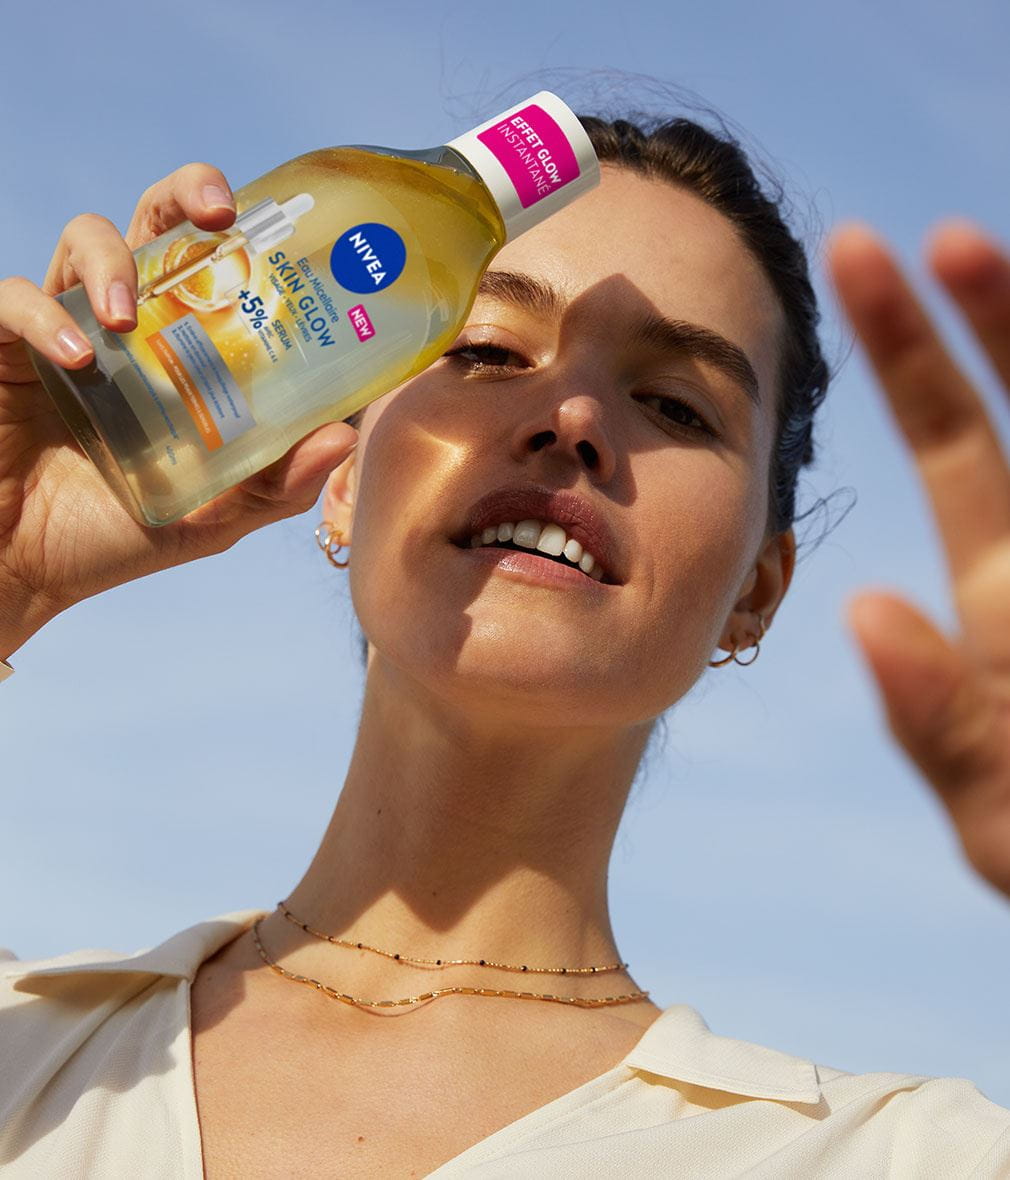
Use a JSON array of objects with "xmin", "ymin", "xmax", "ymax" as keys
[{"xmin": 0, "ymin": 163, "xmax": 359, "ymax": 659}]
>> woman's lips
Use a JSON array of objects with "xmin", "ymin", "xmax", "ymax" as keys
[
  {"xmin": 453, "ymin": 485, "xmax": 623, "ymax": 585},
  {"xmin": 457, "ymin": 544, "xmax": 616, "ymax": 591}
]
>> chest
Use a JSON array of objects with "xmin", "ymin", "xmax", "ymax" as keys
[{"xmin": 190, "ymin": 984, "xmax": 646, "ymax": 1179}]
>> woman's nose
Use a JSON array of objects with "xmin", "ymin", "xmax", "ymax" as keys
[{"xmin": 509, "ymin": 390, "xmax": 618, "ymax": 484}]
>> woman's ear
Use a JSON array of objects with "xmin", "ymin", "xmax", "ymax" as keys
[
  {"xmin": 714, "ymin": 528, "xmax": 796, "ymax": 655},
  {"xmin": 321, "ymin": 449, "xmax": 357, "ymax": 543}
]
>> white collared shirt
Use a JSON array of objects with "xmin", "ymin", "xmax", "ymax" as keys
[{"xmin": 2, "ymin": 910, "xmax": 1008, "ymax": 1177}]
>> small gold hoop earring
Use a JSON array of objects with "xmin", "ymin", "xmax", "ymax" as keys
[
  {"xmin": 708, "ymin": 613, "xmax": 766, "ymax": 668},
  {"xmin": 315, "ymin": 520, "xmax": 350, "ymax": 569},
  {"xmin": 708, "ymin": 645, "xmax": 740, "ymax": 668}
]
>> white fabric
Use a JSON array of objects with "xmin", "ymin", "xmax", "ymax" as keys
[{"xmin": 2, "ymin": 910, "xmax": 1008, "ymax": 1177}]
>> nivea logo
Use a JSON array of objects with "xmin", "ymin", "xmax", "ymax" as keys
[{"xmin": 329, "ymin": 222, "xmax": 406, "ymax": 294}]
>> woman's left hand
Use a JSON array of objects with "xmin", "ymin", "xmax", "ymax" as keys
[{"xmin": 828, "ymin": 219, "xmax": 1010, "ymax": 901}]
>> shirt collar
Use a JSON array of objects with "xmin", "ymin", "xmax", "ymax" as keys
[
  {"xmin": 621, "ymin": 1003, "xmax": 823, "ymax": 1104},
  {"xmin": 4, "ymin": 909, "xmax": 269, "ymax": 992},
  {"xmin": 5, "ymin": 910, "xmax": 822, "ymax": 1104}
]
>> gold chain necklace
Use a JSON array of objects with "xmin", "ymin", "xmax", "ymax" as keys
[{"xmin": 250, "ymin": 900, "xmax": 650, "ymax": 1010}]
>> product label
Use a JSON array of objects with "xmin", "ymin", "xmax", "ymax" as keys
[
  {"xmin": 477, "ymin": 104, "xmax": 580, "ymax": 208},
  {"xmin": 147, "ymin": 315, "xmax": 255, "ymax": 450}
]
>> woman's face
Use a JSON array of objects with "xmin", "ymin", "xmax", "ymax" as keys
[{"xmin": 323, "ymin": 164, "xmax": 794, "ymax": 729}]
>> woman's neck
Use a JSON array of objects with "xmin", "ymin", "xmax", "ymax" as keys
[{"xmin": 262, "ymin": 655, "xmax": 654, "ymax": 1000}]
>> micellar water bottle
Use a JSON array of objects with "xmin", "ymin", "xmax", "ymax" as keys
[{"xmin": 27, "ymin": 92, "xmax": 599, "ymax": 526}]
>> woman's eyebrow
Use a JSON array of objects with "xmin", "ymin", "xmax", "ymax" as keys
[
  {"xmin": 631, "ymin": 313, "xmax": 762, "ymax": 408},
  {"xmin": 477, "ymin": 268, "xmax": 568, "ymax": 319},
  {"xmin": 476, "ymin": 268, "xmax": 762, "ymax": 408}
]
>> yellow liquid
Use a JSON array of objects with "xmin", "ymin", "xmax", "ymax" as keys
[{"xmin": 28, "ymin": 146, "xmax": 506, "ymax": 526}]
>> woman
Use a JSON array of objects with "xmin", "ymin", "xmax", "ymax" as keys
[{"xmin": 1, "ymin": 108, "xmax": 1009, "ymax": 1177}]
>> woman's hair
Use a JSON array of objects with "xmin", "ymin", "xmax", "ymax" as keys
[
  {"xmin": 577, "ymin": 114, "xmax": 829, "ymax": 539},
  {"xmin": 340, "ymin": 106, "xmax": 845, "ymax": 691}
]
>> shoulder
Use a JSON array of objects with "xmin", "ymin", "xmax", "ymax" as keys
[
  {"xmin": 811, "ymin": 1062, "xmax": 1010, "ymax": 1175},
  {"xmin": 753, "ymin": 1042, "xmax": 1010, "ymax": 1177},
  {"xmin": 628, "ymin": 1005, "xmax": 1010, "ymax": 1173},
  {"xmin": 0, "ymin": 910, "xmax": 266, "ymax": 1121},
  {"xmin": 817, "ymin": 1059, "xmax": 1010, "ymax": 1135}
]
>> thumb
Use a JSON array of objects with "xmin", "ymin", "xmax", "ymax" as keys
[
  {"xmin": 168, "ymin": 421, "xmax": 359, "ymax": 553},
  {"xmin": 846, "ymin": 590, "xmax": 997, "ymax": 802}
]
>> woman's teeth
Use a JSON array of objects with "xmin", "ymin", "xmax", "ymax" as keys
[{"xmin": 467, "ymin": 519, "xmax": 605, "ymax": 581}]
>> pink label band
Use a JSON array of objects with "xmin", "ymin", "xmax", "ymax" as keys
[{"xmin": 477, "ymin": 104, "xmax": 581, "ymax": 209}]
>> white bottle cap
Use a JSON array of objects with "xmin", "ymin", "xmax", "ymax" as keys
[
  {"xmin": 446, "ymin": 91, "xmax": 600, "ymax": 243},
  {"xmin": 236, "ymin": 193, "xmax": 315, "ymax": 256}
]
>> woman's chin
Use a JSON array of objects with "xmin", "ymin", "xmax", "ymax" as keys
[{"xmin": 418, "ymin": 638, "xmax": 632, "ymax": 727}]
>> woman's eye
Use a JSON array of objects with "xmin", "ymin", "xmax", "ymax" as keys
[
  {"xmin": 636, "ymin": 394, "xmax": 715, "ymax": 437},
  {"xmin": 444, "ymin": 342, "xmax": 527, "ymax": 372},
  {"xmin": 443, "ymin": 346, "xmax": 715, "ymax": 438}
]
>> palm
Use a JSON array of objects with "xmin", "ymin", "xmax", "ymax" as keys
[
  {"xmin": 0, "ymin": 361, "xmax": 159, "ymax": 615},
  {"xmin": 828, "ymin": 220, "xmax": 1010, "ymax": 899}
]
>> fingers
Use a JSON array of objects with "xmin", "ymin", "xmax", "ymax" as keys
[
  {"xmin": 166, "ymin": 423, "xmax": 360, "ymax": 556},
  {"xmin": 2, "ymin": 162, "xmax": 238, "ymax": 381},
  {"xmin": 846, "ymin": 588, "xmax": 1010, "ymax": 894},
  {"xmin": 927, "ymin": 219, "xmax": 1010, "ymax": 395},
  {"xmin": 123, "ymin": 162, "xmax": 236, "ymax": 250},
  {"xmin": 42, "ymin": 211, "xmax": 139, "ymax": 330},
  {"xmin": 827, "ymin": 222, "xmax": 1010, "ymax": 585},
  {"xmin": 0, "ymin": 274, "xmax": 95, "ymax": 377}
]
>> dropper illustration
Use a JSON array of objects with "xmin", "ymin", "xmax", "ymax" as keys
[{"xmin": 136, "ymin": 193, "xmax": 315, "ymax": 306}]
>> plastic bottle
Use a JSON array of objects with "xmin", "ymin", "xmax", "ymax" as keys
[{"xmin": 27, "ymin": 92, "xmax": 599, "ymax": 526}]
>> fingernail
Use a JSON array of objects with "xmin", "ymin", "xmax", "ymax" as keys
[
  {"xmin": 57, "ymin": 328, "xmax": 92, "ymax": 360},
  {"xmin": 107, "ymin": 280, "xmax": 135, "ymax": 323},
  {"xmin": 202, "ymin": 183, "xmax": 234, "ymax": 210}
]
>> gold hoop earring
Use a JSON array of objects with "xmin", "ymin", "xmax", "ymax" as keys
[
  {"xmin": 708, "ymin": 613, "xmax": 766, "ymax": 668},
  {"xmin": 315, "ymin": 520, "xmax": 350, "ymax": 569}
]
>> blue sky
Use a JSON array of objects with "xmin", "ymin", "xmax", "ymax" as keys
[{"xmin": 3, "ymin": 0, "xmax": 1009, "ymax": 1106}]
